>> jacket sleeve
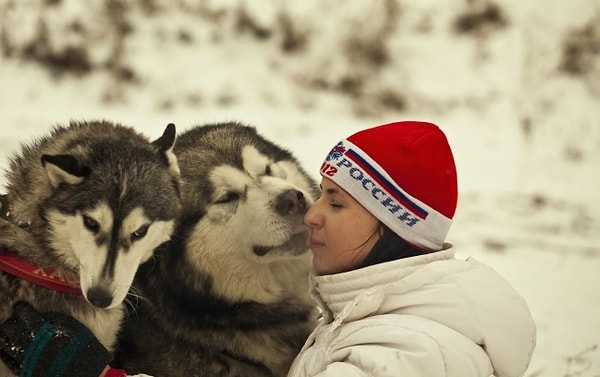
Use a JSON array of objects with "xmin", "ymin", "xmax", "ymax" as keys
[{"xmin": 291, "ymin": 315, "xmax": 493, "ymax": 377}]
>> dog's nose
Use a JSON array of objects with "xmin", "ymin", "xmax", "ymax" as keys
[
  {"xmin": 275, "ymin": 189, "xmax": 306, "ymax": 215},
  {"xmin": 87, "ymin": 287, "xmax": 113, "ymax": 309}
]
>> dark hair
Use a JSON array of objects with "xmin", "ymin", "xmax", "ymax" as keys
[{"xmin": 358, "ymin": 227, "xmax": 423, "ymax": 268}]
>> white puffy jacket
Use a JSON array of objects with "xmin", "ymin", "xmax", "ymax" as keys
[{"xmin": 287, "ymin": 247, "xmax": 536, "ymax": 377}]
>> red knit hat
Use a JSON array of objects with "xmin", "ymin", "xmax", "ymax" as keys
[{"xmin": 319, "ymin": 121, "xmax": 458, "ymax": 251}]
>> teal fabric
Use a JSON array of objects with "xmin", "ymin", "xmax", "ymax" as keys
[{"xmin": 20, "ymin": 322, "xmax": 56, "ymax": 377}]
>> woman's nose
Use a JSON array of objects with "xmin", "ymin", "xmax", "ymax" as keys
[{"xmin": 303, "ymin": 204, "xmax": 320, "ymax": 228}]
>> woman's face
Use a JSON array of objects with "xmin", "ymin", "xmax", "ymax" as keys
[{"xmin": 304, "ymin": 177, "xmax": 381, "ymax": 275}]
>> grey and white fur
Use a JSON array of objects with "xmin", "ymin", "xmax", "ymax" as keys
[
  {"xmin": 0, "ymin": 121, "xmax": 181, "ymax": 377},
  {"xmin": 114, "ymin": 123, "xmax": 319, "ymax": 377}
]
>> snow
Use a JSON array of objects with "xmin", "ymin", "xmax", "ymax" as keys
[{"xmin": 1, "ymin": 0, "xmax": 599, "ymax": 375}]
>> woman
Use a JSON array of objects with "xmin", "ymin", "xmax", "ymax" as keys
[
  {"xmin": 288, "ymin": 120, "xmax": 536, "ymax": 377},
  {"xmin": 0, "ymin": 121, "xmax": 536, "ymax": 377}
]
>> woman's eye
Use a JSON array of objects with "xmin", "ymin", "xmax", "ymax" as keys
[
  {"xmin": 215, "ymin": 191, "xmax": 240, "ymax": 204},
  {"xmin": 83, "ymin": 215, "xmax": 99, "ymax": 233},
  {"xmin": 131, "ymin": 224, "xmax": 149, "ymax": 241}
]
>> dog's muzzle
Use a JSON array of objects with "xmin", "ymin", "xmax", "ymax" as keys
[{"xmin": 252, "ymin": 189, "xmax": 310, "ymax": 256}]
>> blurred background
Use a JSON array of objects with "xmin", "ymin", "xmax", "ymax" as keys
[{"xmin": 1, "ymin": 0, "xmax": 599, "ymax": 375}]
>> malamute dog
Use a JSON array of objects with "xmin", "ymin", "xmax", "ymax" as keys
[
  {"xmin": 0, "ymin": 121, "xmax": 181, "ymax": 376},
  {"xmin": 115, "ymin": 123, "xmax": 319, "ymax": 377}
]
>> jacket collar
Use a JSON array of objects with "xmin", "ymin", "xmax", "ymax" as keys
[{"xmin": 310, "ymin": 246, "xmax": 455, "ymax": 321}]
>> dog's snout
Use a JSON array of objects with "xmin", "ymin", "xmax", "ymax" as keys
[
  {"xmin": 275, "ymin": 189, "xmax": 306, "ymax": 215},
  {"xmin": 87, "ymin": 287, "xmax": 113, "ymax": 309}
]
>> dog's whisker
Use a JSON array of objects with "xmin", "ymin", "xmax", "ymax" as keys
[{"xmin": 124, "ymin": 285, "xmax": 152, "ymax": 316}]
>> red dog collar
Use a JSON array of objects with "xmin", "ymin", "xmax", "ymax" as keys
[{"xmin": 0, "ymin": 253, "xmax": 82, "ymax": 296}]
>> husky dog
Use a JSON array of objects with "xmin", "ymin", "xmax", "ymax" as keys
[
  {"xmin": 115, "ymin": 123, "xmax": 319, "ymax": 377},
  {"xmin": 0, "ymin": 121, "xmax": 181, "ymax": 376}
]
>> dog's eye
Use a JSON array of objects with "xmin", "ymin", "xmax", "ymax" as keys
[
  {"xmin": 131, "ymin": 224, "xmax": 149, "ymax": 241},
  {"xmin": 263, "ymin": 163, "xmax": 286, "ymax": 179},
  {"xmin": 215, "ymin": 191, "xmax": 240, "ymax": 204},
  {"xmin": 82, "ymin": 215, "xmax": 99, "ymax": 233}
]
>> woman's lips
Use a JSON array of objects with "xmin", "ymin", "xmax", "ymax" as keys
[{"xmin": 309, "ymin": 238, "xmax": 325, "ymax": 249}]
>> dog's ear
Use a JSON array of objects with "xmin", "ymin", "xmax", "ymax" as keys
[
  {"xmin": 151, "ymin": 123, "xmax": 180, "ymax": 177},
  {"xmin": 41, "ymin": 154, "xmax": 90, "ymax": 187}
]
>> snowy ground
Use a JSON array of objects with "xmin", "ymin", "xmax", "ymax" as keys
[{"xmin": 1, "ymin": 0, "xmax": 599, "ymax": 375}]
